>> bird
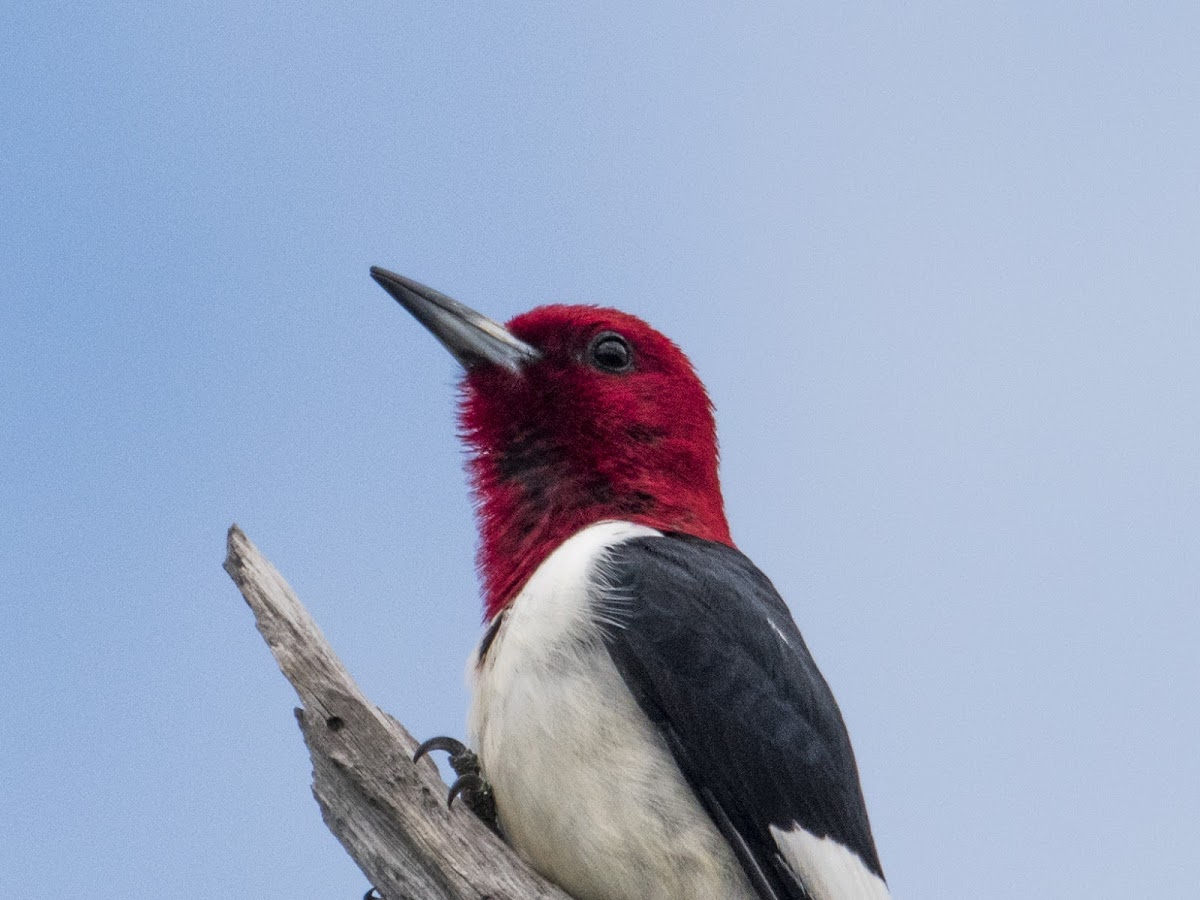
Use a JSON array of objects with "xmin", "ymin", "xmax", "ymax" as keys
[{"xmin": 370, "ymin": 266, "xmax": 891, "ymax": 900}]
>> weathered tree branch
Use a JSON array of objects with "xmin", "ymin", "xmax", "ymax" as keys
[{"xmin": 223, "ymin": 524, "xmax": 571, "ymax": 900}]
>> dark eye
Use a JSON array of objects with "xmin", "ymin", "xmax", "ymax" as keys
[{"xmin": 588, "ymin": 331, "xmax": 634, "ymax": 373}]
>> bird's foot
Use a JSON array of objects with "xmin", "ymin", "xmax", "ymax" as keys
[{"xmin": 414, "ymin": 736, "xmax": 499, "ymax": 834}]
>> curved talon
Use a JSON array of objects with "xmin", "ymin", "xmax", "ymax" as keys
[
  {"xmin": 414, "ymin": 735, "xmax": 497, "ymax": 830},
  {"xmin": 447, "ymin": 773, "xmax": 488, "ymax": 809},
  {"xmin": 414, "ymin": 735, "xmax": 468, "ymax": 763},
  {"xmin": 363, "ymin": 889, "xmax": 382, "ymax": 900}
]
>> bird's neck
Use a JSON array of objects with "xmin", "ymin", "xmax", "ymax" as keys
[{"xmin": 471, "ymin": 450, "xmax": 731, "ymax": 620}]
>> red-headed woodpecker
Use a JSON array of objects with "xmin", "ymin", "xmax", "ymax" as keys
[{"xmin": 371, "ymin": 267, "xmax": 890, "ymax": 900}]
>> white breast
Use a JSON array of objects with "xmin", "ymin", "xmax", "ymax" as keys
[{"xmin": 468, "ymin": 520, "xmax": 756, "ymax": 900}]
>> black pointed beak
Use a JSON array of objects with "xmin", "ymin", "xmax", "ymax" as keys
[{"xmin": 370, "ymin": 267, "xmax": 540, "ymax": 372}]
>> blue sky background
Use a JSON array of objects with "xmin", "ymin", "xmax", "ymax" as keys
[{"xmin": 3, "ymin": 4, "xmax": 1197, "ymax": 898}]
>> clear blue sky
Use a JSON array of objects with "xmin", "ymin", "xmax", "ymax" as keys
[{"xmin": 3, "ymin": 4, "xmax": 1197, "ymax": 898}]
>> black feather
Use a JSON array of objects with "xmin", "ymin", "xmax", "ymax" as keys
[{"xmin": 600, "ymin": 534, "xmax": 884, "ymax": 899}]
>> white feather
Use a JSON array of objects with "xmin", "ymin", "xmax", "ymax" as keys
[
  {"xmin": 770, "ymin": 823, "xmax": 892, "ymax": 900},
  {"xmin": 468, "ymin": 520, "xmax": 757, "ymax": 900}
]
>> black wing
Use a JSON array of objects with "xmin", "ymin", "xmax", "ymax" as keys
[{"xmin": 601, "ymin": 534, "xmax": 883, "ymax": 900}]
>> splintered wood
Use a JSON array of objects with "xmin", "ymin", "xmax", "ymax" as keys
[{"xmin": 223, "ymin": 524, "xmax": 570, "ymax": 900}]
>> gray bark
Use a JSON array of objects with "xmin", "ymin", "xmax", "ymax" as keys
[{"xmin": 223, "ymin": 524, "xmax": 572, "ymax": 900}]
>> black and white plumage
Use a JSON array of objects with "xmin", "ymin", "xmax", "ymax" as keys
[
  {"xmin": 371, "ymin": 268, "xmax": 891, "ymax": 900},
  {"xmin": 469, "ymin": 521, "xmax": 889, "ymax": 900}
]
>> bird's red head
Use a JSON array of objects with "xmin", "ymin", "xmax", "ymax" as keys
[
  {"xmin": 463, "ymin": 305, "xmax": 732, "ymax": 618},
  {"xmin": 371, "ymin": 269, "xmax": 732, "ymax": 620}
]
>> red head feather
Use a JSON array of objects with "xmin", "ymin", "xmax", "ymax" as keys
[
  {"xmin": 369, "ymin": 268, "xmax": 732, "ymax": 622},
  {"xmin": 460, "ymin": 304, "xmax": 732, "ymax": 619}
]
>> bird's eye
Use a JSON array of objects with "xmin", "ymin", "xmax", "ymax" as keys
[{"xmin": 587, "ymin": 332, "xmax": 634, "ymax": 373}]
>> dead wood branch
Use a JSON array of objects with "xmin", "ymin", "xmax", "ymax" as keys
[{"xmin": 223, "ymin": 524, "xmax": 571, "ymax": 900}]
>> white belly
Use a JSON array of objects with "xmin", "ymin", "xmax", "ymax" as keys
[{"xmin": 468, "ymin": 521, "xmax": 756, "ymax": 900}]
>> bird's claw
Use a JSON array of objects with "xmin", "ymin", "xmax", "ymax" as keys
[
  {"xmin": 415, "ymin": 739, "xmax": 484, "ymax": 782},
  {"xmin": 414, "ymin": 735, "xmax": 482, "ymax": 779},
  {"xmin": 447, "ymin": 772, "xmax": 499, "ymax": 832},
  {"xmin": 414, "ymin": 735, "xmax": 467, "ymax": 760},
  {"xmin": 414, "ymin": 734, "xmax": 499, "ymax": 833},
  {"xmin": 447, "ymin": 772, "xmax": 488, "ymax": 808}
]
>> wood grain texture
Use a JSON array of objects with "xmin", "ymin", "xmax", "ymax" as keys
[{"xmin": 223, "ymin": 524, "xmax": 572, "ymax": 900}]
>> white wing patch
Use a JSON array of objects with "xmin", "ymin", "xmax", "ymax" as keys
[{"xmin": 770, "ymin": 823, "xmax": 892, "ymax": 900}]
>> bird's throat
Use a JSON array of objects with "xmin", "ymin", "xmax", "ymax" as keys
[{"xmin": 471, "ymin": 457, "xmax": 732, "ymax": 620}]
